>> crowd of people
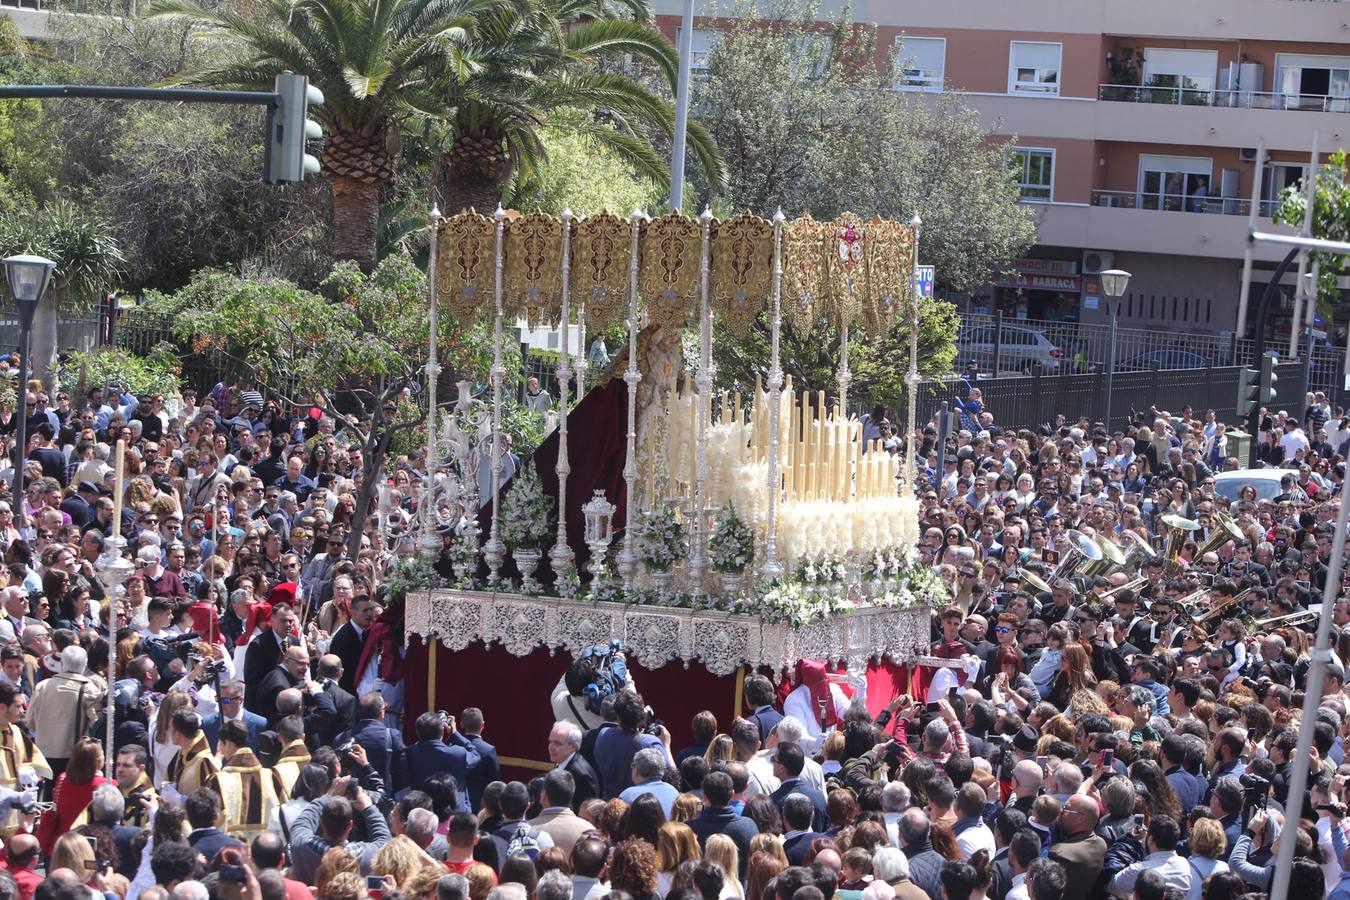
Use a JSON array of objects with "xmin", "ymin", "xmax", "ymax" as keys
[{"xmin": 0, "ymin": 365, "xmax": 1344, "ymax": 900}]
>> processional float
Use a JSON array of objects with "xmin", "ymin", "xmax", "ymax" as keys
[{"xmin": 404, "ymin": 205, "xmax": 953, "ymax": 678}]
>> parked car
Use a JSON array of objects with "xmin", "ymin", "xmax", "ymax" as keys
[
  {"xmin": 1115, "ymin": 349, "xmax": 1209, "ymax": 371},
  {"xmin": 1212, "ymin": 468, "xmax": 1290, "ymax": 502},
  {"xmin": 956, "ymin": 323, "xmax": 1061, "ymax": 374}
]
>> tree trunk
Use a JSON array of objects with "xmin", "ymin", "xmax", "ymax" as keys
[
  {"xmin": 30, "ymin": 292, "xmax": 59, "ymax": 393},
  {"xmin": 440, "ymin": 169, "xmax": 503, "ymax": 217},
  {"xmin": 346, "ymin": 425, "xmax": 394, "ymax": 561},
  {"xmin": 330, "ymin": 175, "xmax": 380, "ymax": 272}
]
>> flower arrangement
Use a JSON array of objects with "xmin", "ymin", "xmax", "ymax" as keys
[
  {"xmin": 498, "ymin": 464, "xmax": 555, "ymax": 550},
  {"xmin": 709, "ymin": 502, "xmax": 754, "ymax": 574},
  {"xmin": 640, "ymin": 503, "xmax": 688, "ymax": 572},
  {"xmin": 728, "ymin": 581, "xmax": 850, "ymax": 627},
  {"xmin": 447, "ymin": 528, "xmax": 479, "ymax": 588},
  {"xmin": 554, "ymin": 560, "xmax": 581, "ymax": 598}
]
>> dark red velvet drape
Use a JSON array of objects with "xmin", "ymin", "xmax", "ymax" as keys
[{"xmin": 475, "ymin": 377, "xmax": 630, "ymax": 582}]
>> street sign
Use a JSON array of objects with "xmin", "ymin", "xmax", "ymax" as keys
[{"xmin": 913, "ymin": 265, "xmax": 935, "ymax": 298}]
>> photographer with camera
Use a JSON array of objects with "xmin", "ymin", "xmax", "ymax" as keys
[
  {"xmin": 592, "ymin": 689, "xmax": 672, "ymax": 800},
  {"xmin": 406, "ymin": 711, "xmax": 479, "ymax": 812},
  {"xmin": 552, "ymin": 641, "xmax": 635, "ymax": 732},
  {"xmin": 286, "ymin": 774, "xmax": 392, "ymax": 883}
]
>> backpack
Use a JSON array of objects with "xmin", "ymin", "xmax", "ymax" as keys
[{"xmin": 505, "ymin": 823, "xmax": 542, "ymax": 860}]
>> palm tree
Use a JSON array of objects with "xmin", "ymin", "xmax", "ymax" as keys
[
  {"xmin": 0, "ymin": 201, "xmax": 126, "ymax": 393},
  {"xmin": 149, "ymin": 0, "xmax": 491, "ymax": 270},
  {"xmin": 437, "ymin": 0, "xmax": 724, "ymax": 214}
]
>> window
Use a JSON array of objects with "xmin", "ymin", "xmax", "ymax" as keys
[
  {"xmin": 1137, "ymin": 154, "xmax": 1212, "ymax": 212},
  {"xmin": 1275, "ymin": 53, "xmax": 1350, "ymax": 111},
  {"xmin": 894, "ymin": 36, "xmax": 946, "ymax": 91},
  {"xmin": 677, "ymin": 27, "xmax": 721, "ymax": 71},
  {"xmin": 1008, "ymin": 42, "xmax": 1061, "ymax": 96},
  {"xmin": 1143, "ymin": 48, "xmax": 1217, "ymax": 104},
  {"xmin": 1009, "ymin": 148, "xmax": 1054, "ymax": 202}
]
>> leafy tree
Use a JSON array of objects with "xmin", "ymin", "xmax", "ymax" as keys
[
  {"xmin": 710, "ymin": 296, "xmax": 958, "ymax": 414},
  {"xmin": 59, "ymin": 346, "xmax": 182, "ymax": 398},
  {"xmin": 150, "ymin": 0, "xmax": 489, "ymax": 270},
  {"xmin": 0, "ymin": 200, "xmax": 127, "ymax": 391},
  {"xmin": 437, "ymin": 0, "xmax": 723, "ymax": 215},
  {"xmin": 0, "ymin": 17, "xmax": 57, "ymax": 207},
  {"xmin": 1275, "ymin": 148, "xmax": 1350, "ymax": 314},
  {"xmin": 144, "ymin": 255, "xmax": 518, "ymax": 557},
  {"xmin": 691, "ymin": 4, "xmax": 1035, "ymax": 290},
  {"xmin": 507, "ymin": 118, "xmax": 663, "ymax": 215}
]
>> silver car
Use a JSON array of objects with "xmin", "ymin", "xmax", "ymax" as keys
[{"xmin": 957, "ymin": 323, "xmax": 1061, "ymax": 374}]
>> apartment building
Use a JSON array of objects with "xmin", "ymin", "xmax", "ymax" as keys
[{"xmin": 653, "ymin": 0, "xmax": 1350, "ymax": 343}]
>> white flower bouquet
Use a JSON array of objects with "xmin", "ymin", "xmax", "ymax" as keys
[
  {"xmin": 498, "ymin": 464, "xmax": 555, "ymax": 550},
  {"xmin": 709, "ymin": 502, "xmax": 754, "ymax": 574},
  {"xmin": 640, "ymin": 502, "xmax": 689, "ymax": 572}
]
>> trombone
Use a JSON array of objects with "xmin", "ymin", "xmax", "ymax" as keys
[
  {"xmin": 1193, "ymin": 587, "xmax": 1254, "ymax": 625},
  {"xmin": 1253, "ymin": 609, "xmax": 1318, "ymax": 629},
  {"xmin": 1098, "ymin": 576, "xmax": 1148, "ymax": 601}
]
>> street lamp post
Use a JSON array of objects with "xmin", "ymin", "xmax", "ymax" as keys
[
  {"xmin": 1098, "ymin": 268, "xmax": 1132, "ymax": 433},
  {"xmin": 3, "ymin": 254, "xmax": 56, "ymax": 528}
]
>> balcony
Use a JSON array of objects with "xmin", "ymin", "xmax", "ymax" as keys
[
  {"xmin": 0, "ymin": 0, "xmax": 129, "ymax": 37},
  {"xmin": 1032, "ymin": 200, "xmax": 1292, "ymax": 261},
  {"xmin": 1098, "ymin": 83, "xmax": 1350, "ymax": 113},
  {"xmin": 1089, "ymin": 190, "xmax": 1282, "ymax": 217}
]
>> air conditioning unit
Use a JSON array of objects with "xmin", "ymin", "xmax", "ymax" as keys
[
  {"xmin": 1082, "ymin": 251, "xmax": 1114, "ymax": 275},
  {"xmin": 1239, "ymin": 147, "xmax": 1259, "ymax": 162}
]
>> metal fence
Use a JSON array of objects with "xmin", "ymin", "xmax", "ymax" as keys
[
  {"xmin": 955, "ymin": 312, "xmax": 1345, "ymax": 400},
  {"xmin": 899, "ymin": 361, "xmax": 1309, "ymax": 433}
]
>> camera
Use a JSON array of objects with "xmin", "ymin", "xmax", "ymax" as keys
[
  {"xmin": 644, "ymin": 718, "xmax": 665, "ymax": 737},
  {"xmin": 1240, "ymin": 773, "xmax": 1271, "ymax": 812},
  {"xmin": 219, "ymin": 864, "xmax": 248, "ymax": 884}
]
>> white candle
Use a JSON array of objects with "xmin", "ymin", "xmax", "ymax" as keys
[{"xmin": 112, "ymin": 439, "xmax": 126, "ymax": 530}]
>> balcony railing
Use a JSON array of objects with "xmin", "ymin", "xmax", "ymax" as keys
[
  {"xmin": 1089, "ymin": 190, "xmax": 1281, "ymax": 217},
  {"xmin": 1098, "ymin": 83, "xmax": 1350, "ymax": 113}
]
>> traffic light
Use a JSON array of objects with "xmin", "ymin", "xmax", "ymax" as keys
[
  {"xmin": 265, "ymin": 72, "xmax": 324, "ymax": 184},
  {"xmin": 1259, "ymin": 354, "xmax": 1278, "ymax": 406},
  {"xmin": 1236, "ymin": 366, "xmax": 1260, "ymax": 418}
]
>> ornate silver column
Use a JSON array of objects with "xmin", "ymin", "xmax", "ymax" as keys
[
  {"xmin": 762, "ymin": 209, "xmax": 786, "ymax": 581},
  {"xmin": 419, "ymin": 205, "xmax": 445, "ymax": 562},
  {"xmin": 483, "ymin": 206, "xmax": 508, "ymax": 584},
  {"xmin": 687, "ymin": 208, "xmax": 714, "ymax": 599},
  {"xmin": 617, "ymin": 208, "xmax": 645, "ymax": 591},
  {"xmin": 549, "ymin": 209, "xmax": 577, "ymax": 593},
  {"xmin": 903, "ymin": 213, "xmax": 923, "ymax": 494}
]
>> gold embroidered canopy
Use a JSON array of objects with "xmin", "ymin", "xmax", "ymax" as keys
[{"xmin": 435, "ymin": 210, "xmax": 918, "ymax": 332}]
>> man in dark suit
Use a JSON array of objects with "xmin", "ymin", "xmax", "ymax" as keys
[
  {"xmin": 744, "ymin": 674, "xmax": 782, "ymax": 745},
  {"xmin": 686, "ymin": 771, "xmax": 758, "ymax": 878},
  {"xmin": 548, "ymin": 721, "xmax": 598, "ymax": 811},
  {"xmin": 200, "ymin": 679, "xmax": 267, "ymax": 752},
  {"xmin": 315, "ymin": 654, "xmax": 358, "ymax": 748},
  {"xmin": 454, "ymin": 707, "xmax": 499, "ymax": 812},
  {"xmin": 243, "ymin": 602, "xmax": 295, "ymax": 712},
  {"xmin": 406, "ymin": 711, "xmax": 481, "ymax": 807},
  {"xmin": 1047, "ymin": 794, "xmax": 1107, "ymax": 900},
  {"xmin": 328, "ymin": 594, "xmax": 376, "ymax": 695},
  {"xmin": 252, "ymin": 645, "xmax": 310, "ymax": 726},
  {"xmin": 61, "ymin": 482, "xmax": 97, "ymax": 530},
  {"xmin": 184, "ymin": 787, "xmax": 243, "ymax": 862},
  {"xmin": 344, "ymin": 691, "xmax": 410, "ymax": 796},
  {"xmin": 769, "ymin": 742, "xmax": 827, "ymax": 831},
  {"xmin": 781, "ymin": 794, "xmax": 827, "ymax": 865}
]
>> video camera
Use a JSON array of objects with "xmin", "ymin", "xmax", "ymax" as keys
[{"xmin": 1240, "ymin": 773, "xmax": 1271, "ymax": 815}]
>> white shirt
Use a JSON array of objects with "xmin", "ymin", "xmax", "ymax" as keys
[
  {"xmin": 1108, "ymin": 850, "xmax": 1192, "ymax": 896},
  {"xmin": 955, "ymin": 820, "xmax": 996, "ymax": 860},
  {"xmin": 1006, "ymin": 873, "xmax": 1028, "ymax": 900},
  {"xmin": 743, "ymin": 754, "xmax": 780, "ymax": 799},
  {"xmin": 1279, "ymin": 428, "xmax": 1310, "ymax": 457}
]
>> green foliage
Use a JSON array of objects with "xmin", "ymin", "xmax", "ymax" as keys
[
  {"xmin": 1275, "ymin": 148, "xmax": 1350, "ymax": 314},
  {"xmin": 711, "ymin": 296, "xmax": 959, "ymax": 409},
  {"xmin": 59, "ymin": 346, "xmax": 182, "ymax": 397},
  {"xmin": 382, "ymin": 556, "xmax": 444, "ymax": 606},
  {"xmin": 692, "ymin": 2, "xmax": 1035, "ymax": 290},
  {"xmin": 498, "ymin": 462, "xmax": 556, "ymax": 549},
  {"xmin": 508, "ymin": 121, "xmax": 663, "ymax": 216},
  {"xmin": 0, "ymin": 199, "xmax": 126, "ymax": 310}
]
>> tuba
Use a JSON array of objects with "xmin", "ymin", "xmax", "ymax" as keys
[
  {"xmin": 1088, "ymin": 534, "xmax": 1128, "ymax": 577},
  {"xmin": 1052, "ymin": 529, "xmax": 1105, "ymax": 585},
  {"xmin": 1193, "ymin": 512, "xmax": 1245, "ymax": 562},
  {"xmin": 1161, "ymin": 514, "xmax": 1201, "ymax": 576},
  {"xmin": 1120, "ymin": 530, "xmax": 1161, "ymax": 572}
]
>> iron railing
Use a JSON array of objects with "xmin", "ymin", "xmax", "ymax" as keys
[
  {"xmin": 898, "ymin": 361, "xmax": 1311, "ymax": 433},
  {"xmin": 1098, "ymin": 83, "xmax": 1350, "ymax": 113},
  {"xmin": 954, "ymin": 312, "xmax": 1346, "ymax": 400},
  {"xmin": 1088, "ymin": 190, "xmax": 1280, "ymax": 218}
]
